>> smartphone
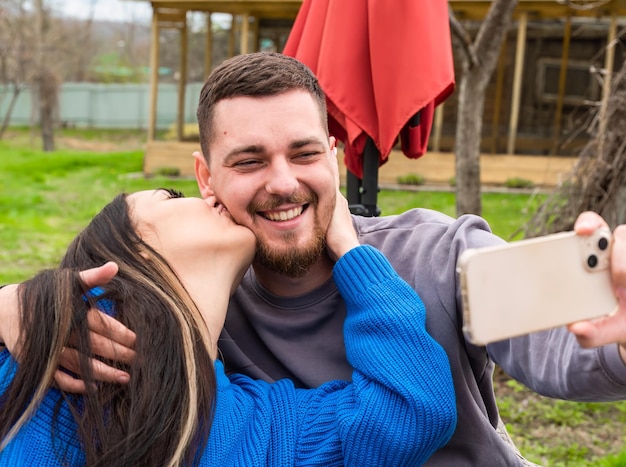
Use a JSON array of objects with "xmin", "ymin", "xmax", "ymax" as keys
[{"xmin": 458, "ymin": 228, "xmax": 618, "ymax": 346}]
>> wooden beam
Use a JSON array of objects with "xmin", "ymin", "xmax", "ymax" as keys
[
  {"xmin": 240, "ymin": 12, "xmax": 250, "ymax": 54},
  {"xmin": 156, "ymin": 9, "xmax": 187, "ymax": 25},
  {"xmin": 129, "ymin": 0, "xmax": 626, "ymax": 21},
  {"xmin": 552, "ymin": 15, "xmax": 571, "ymax": 154},
  {"xmin": 432, "ymin": 103, "xmax": 444, "ymax": 152},
  {"xmin": 228, "ymin": 14, "xmax": 236, "ymax": 57},
  {"xmin": 448, "ymin": 1, "xmax": 626, "ymax": 20},
  {"xmin": 148, "ymin": 8, "xmax": 160, "ymax": 142},
  {"xmin": 177, "ymin": 13, "xmax": 188, "ymax": 141},
  {"xmin": 597, "ymin": 12, "xmax": 617, "ymax": 158},
  {"xmin": 127, "ymin": 1, "xmax": 302, "ymax": 18},
  {"xmin": 490, "ymin": 39, "xmax": 507, "ymax": 154},
  {"xmin": 252, "ymin": 14, "xmax": 260, "ymax": 51},
  {"xmin": 507, "ymin": 11, "xmax": 528, "ymax": 155},
  {"xmin": 204, "ymin": 12, "xmax": 213, "ymax": 78}
]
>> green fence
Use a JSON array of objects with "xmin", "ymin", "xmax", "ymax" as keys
[{"xmin": 0, "ymin": 82, "xmax": 203, "ymax": 129}]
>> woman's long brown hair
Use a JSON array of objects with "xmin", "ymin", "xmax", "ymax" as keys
[{"xmin": 0, "ymin": 194, "xmax": 216, "ymax": 466}]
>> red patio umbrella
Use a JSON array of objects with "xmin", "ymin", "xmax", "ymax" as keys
[{"xmin": 283, "ymin": 0, "xmax": 454, "ymax": 215}]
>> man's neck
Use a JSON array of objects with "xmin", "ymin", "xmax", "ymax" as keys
[{"xmin": 252, "ymin": 253, "xmax": 335, "ymax": 297}]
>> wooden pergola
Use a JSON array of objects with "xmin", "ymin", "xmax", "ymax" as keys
[
  {"xmin": 451, "ymin": 1, "xmax": 626, "ymax": 157},
  {"xmin": 133, "ymin": 0, "xmax": 626, "ymax": 183}
]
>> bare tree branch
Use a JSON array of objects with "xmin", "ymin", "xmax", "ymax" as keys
[
  {"xmin": 474, "ymin": 0, "xmax": 517, "ymax": 63},
  {"xmin": 448, "ymin": 6, "xmax": 479, "ymax": 68},
  {"xmin": 524, "ymin": 58, "xmax": 626, "ymax": 235}
]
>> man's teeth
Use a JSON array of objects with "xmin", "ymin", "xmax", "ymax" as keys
[{"xmin": 265, "ymin": 206, "xmax": 303, "ymax": 221}]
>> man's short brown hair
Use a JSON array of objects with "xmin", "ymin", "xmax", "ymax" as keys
[{"xmin": 196, "ymin": 52, "xmax": 329, "ymax": 163}]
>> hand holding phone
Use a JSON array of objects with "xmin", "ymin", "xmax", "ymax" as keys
[{"xmin": 458, "ymin": 228, "xmax": 618, "ymax": 346}]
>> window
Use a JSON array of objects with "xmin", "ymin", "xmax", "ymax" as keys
[{"xmin": 537, "ymin": 58, "xmax": 600, "ymax": 105}]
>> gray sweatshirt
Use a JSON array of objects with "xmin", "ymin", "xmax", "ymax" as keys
[{"xmin": 220, "ymin": 208, "xmax": 626, "ymax": 466}]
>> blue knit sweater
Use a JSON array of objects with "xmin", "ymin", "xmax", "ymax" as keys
[{"xmin": 0, "ymin": 245, "xmax": 456, "ymax": 466}]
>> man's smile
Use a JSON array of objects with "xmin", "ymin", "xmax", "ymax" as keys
[{"xmin": 260, "ymin": 205, "xmax": 307, "ymax": 222}]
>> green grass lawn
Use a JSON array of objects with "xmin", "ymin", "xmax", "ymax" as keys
[
  {"xmin": 0, "ymin": 143, "xmax": 199, "ymax": 283},
  {"xmin": 377, "ymin": 188, "xmax": 544, "ymax": 241},
  {"xmin": 0, "ymin": 130, "xmax": 625, "ymax": 466},
  {"xmin": 0, "ymin": 135, "xmax": 539, "ymax": 284}
]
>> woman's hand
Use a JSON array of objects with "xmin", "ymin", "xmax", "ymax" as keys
[{"xmin": 325, "ymin": 146, "xmax": 360, "ymax": 261}]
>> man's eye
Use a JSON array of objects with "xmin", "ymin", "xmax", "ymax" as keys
[
  {"xmin": 161, "ymin": 188, "xmax": 184, "ymax": 198},
  {"xmin": 234, "ymin": 160, "xmax": 261, "ymax": 168},
  {"xmin": 293, "ymin": 152, "xmax": 320, "ymax": 161}
]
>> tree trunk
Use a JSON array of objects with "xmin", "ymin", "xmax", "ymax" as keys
[
  {"xmin": 451, "ymin": 0, "xmax": 518, "ymax": 216},
  {"xmin": 34, "ymin": 0, "xmax": 55, "ymax": 152},
  {"xmin": 455, "ymin": 66, "xmax": 486, "ymax": 215},
  {"xmin": 37, "ymin": 69, "xmax": 57, "ymax": 152}
]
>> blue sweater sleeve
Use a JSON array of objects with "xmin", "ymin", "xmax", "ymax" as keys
[
  {"xmin": 208, "ymin": 246, "xmax": 456, "ymax": 466},
  {"xmin": 321, "ymin": 245, "xmax": 457, "ymax": 464},
  {"xmin": 328, "ymin": 245, "xmax": 456, "ymax": 465},
  {"xmin": 0, "ymin": 350, "xmax": 85, "ymax": 466}
]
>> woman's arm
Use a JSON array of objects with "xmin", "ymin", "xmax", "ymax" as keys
[
  {"xmin": 308, "ymin": 183, "xmax": 456, "ymax": 464},
  {"xmin": 325, "ymin": 245, "xmax": 456, "ymax": 465},
  {"xmin": 0, "ymin": 269, "xmax": 81, "ymax": 454}
]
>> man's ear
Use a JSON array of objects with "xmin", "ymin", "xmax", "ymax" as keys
[
  {"xmin": 329, "ymin": 136, "xmax": 337, "ymax": 158},
  {"xmin": 193, "ymin": 151, "xmax": 214, "ymax": 198}
]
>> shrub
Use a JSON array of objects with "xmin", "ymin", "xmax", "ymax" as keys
[
  {"xmin": 155, "ymin": 167, "xmax": 181, "ymax": 177},
  {"xmin": 397, "ymin": 173, "xmax": 425, "ymax": 186},
  {"xmin": 504, "ymin": 177, "xmax": 535, "ymax": 189}
]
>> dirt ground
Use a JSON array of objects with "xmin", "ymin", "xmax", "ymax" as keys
[{"xmin": 59, "ymin": 135, "xmax": 146, "ymax": 152}]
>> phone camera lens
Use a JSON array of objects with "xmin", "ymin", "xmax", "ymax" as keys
[
  {"xmin": 587, "ymin": 254, "xmax": 598, "ymax": 268},
  {"xmin": 598, "ymin": 237, "xmax": 609, "ymax": 251}
]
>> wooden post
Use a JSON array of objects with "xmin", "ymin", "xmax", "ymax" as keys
[
  {"xmin": 240, "ymin": 13, "xmax": 250, "ymax": 54},
  {"xmin": 252, "ymin": 15, "xmax": 260, "ymax": 51},
  {"xmin": 228, "ymin": 15, "xmax": 236, "ymax": 57},
  {"xmin": 491, "ymin": 40, "xmax": 507, "ymax": 154},
  {"xmin": 177, "ymin": 12, "xmax": 188, "ymax": 142},
  {"xmin": 432, "ymin": 103, "xmax": 444, "ymax": 152},
  {"xmin": 597, "ymin": 13, "xmax": 617, "ymax": 159},
  {"xmin": 148, "ymin": 8, "xmax": 160, "ymax": 142},
  {"xmin": 507, "ymin": 11, "xmax": 527, "ymax": 155},
  {"xmin": 552, "ymin": 15, "xmax": 571, "ymax": 154},
  {"xmin": 204, "ymin": 12, "xmax": 213, "ymax": 78}
]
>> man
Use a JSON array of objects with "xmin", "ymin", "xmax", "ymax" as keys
[
  {"xmin": 189, "ymin": 52, "xmax": 626, "ymax": 464},
  {"xmin": 2, "ymin": 52, "xmax": 626, "ymax": 465}
]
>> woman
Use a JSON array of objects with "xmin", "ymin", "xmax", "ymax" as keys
[{"xmin": 0, "ymin": 187, "xmax": 456, "ymax": 466}]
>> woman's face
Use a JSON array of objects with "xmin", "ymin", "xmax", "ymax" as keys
[{"xmin": 127, "ymin": 189, "xmax": 256, "ymax": 273}]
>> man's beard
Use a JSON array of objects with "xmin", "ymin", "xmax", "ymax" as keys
[
  {"xmin": 254, "ymin": 225, "xmax": 326, "ymax": 278},
  {"xmin": 249, "ymin": 190, "xmax": 333, "ymax": 278}
]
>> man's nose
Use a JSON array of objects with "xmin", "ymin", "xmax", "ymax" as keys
[{"xmin": 265, "ymin": 159, "xmax": 299, "ymax": 196}]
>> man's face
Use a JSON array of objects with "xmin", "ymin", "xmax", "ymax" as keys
[{"xmin": 200, "ymin": 90, "xmax": 337, "ymax": 277}]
